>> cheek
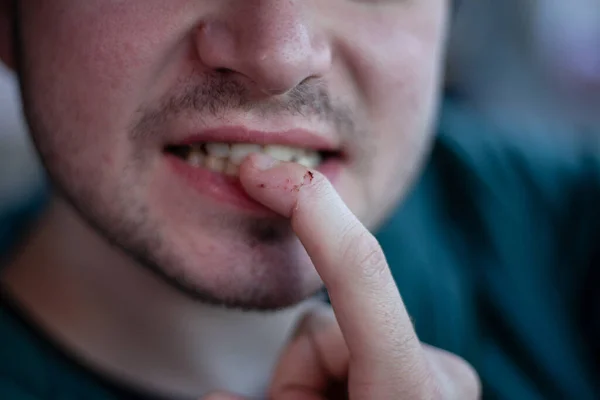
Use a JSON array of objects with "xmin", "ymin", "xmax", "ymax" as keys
[
  {"xmin": 373, "ymin": 41, "xmax": 441, "ymax": 213},
  {"xmin": 366, "ymin": 12, "xmax": 445, "ymax": 127},
  {"xmin": 337, "ymin": 12, "xmax": 445, "ymax": 140},
  {"xmin": 19, "ymin": 1, "xmax": 195, "ymax": 164},
  {"xmin": 338, "ymin": 11, "xmax": 446, "ymax": 221}
]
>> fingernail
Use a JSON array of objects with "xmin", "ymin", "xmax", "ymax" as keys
[
  {"xmin": 292, "ymin": 314, "xmax": 314, "ymax": 339},
  {"xmin": 253, "ymin": 153, "xmax": 279, "ymax": 171},
  {"xmin": 292, "ymin": 307, "xmax": 336, "ymax": 339}
]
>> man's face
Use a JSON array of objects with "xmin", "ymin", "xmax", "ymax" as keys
[{"xmin": 1, "ymin": 0, "xmax": 447, "ymax": 309}]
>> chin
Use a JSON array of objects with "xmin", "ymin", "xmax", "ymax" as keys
[
  {"xmin": 130, "ymin": 231, "xmax": 326, "ymax": 311},
  {"xmin": 196, "ymin": 281, "xmax": 325, "ymax": 311},
  {"xmin": 157, "ymin": 263, "xmax": 325, "ymax": 311}
]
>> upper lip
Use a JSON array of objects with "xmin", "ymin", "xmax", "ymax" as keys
[{"xmin": 167, "ymin": 126, "xmax": 341, "ymax": 152}]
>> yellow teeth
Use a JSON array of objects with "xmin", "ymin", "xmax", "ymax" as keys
[{"xmin": 179, "ymin": 142, "xmax": 323, "ymax": 176}]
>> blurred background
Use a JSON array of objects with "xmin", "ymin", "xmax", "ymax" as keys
[
  {"xmin": 447, "ymin": 0, "xmax": 600, "ymax": 135},
  {"xmin": 0, "ymin": 64, "xmax": 43, "ymax": 215}
]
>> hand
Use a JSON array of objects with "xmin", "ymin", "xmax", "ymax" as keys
[{"xmin": 204, "ymin": 154, "xmax": 481, "ymax": 400}]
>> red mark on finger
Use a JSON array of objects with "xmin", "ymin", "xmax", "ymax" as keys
[
  {"xmin": 257, "ymin": 171, "xmax": 315, "ymax": 192},
  {"xmin": 290, "ymin": 171, "xmax": 316, "ymax": 192}
]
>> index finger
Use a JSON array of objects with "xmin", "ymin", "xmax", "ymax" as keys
[{"xmin": 239, "ymin": 154, "xmax": 424, "ymax": 368}]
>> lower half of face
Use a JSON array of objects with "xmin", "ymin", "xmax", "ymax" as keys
[{"xmin": 17, "ymin": 0, "xmax": 447, "ymax": 309}]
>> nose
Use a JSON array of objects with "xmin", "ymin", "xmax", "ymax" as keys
[{"xmin": 195, "ymin": 0, "xmax": 332, "ymax": 95}]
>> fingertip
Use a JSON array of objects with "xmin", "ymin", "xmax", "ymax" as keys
[
  {"xmin": 241, "ymin": 152, "xmax": 281, "ymax": 173},
  {"xmin": 239, "ymin": 154, "xmax": 324, "ymax": 218}
]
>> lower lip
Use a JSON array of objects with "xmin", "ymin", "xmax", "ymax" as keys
[{"xmin": 166, "ymin": 154, "xmax": 343, "ymax": 213}]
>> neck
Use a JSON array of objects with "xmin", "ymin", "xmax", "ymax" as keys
[{"xmin": 2, "ymin": 197, "xmax": 317, "ymax": 399}]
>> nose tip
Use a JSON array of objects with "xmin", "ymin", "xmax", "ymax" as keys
[
  {"xmin": 251, "ymin": 38, "xmax": 331, "ymax": 93},
  {"xmin": 194, "ymin": 3, "xmax": 331, "ymax": 95}
]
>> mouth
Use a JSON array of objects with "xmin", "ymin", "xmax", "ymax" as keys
[
  {"xmin": 164, "ymin": 142, "xmax": 338, "ymax": 177},
  {"xmin": 162, "ymin": 128, "xmax": 344, "ymax": 212}
]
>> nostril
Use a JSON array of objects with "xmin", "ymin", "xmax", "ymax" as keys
[
  {"xmin": 260, "ymin": 87, "xmax": 290, "ymax": 96},
  {"xmin": 298, "ymin": 76, "xmax": 319, "ymax": 87},
  {"xmin": 215, "ymin": 67, "xmax": 235, "ymax": 75}
]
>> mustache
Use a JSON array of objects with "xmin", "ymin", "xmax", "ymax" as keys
[{"xmin": 130, "ymin": 73, "xmax": 358, "ymax": 141}]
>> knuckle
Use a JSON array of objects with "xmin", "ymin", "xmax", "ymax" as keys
[
  {"xmin": 341, "ymin": 227, "xmax": 389, "ymax": 282},
  {"xmin": 425, "ymin": 347, "xmax": 481, "ymax": 400},
  {"xmin": 458, "ymin": 359, "xmax": 482, "ymax": 399},
  {"xmin": 425, "ymin": 381, "xmax": 446, "ymax": 400},
  {"xmin": 444, "ymin": 355, "xmax": 481, "ymax": 399},
  {"xmin": 412, "ymin": 369, "xmax": 449, "ymax": 400},
  {"xmin": 360, "ymin": 245, "xmax": 389, "ymax": 280}
]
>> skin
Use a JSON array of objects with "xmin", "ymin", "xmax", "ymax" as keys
[
  {"xmin": 0, "ymin": 0, "xmax": 479, "ymax": 398},
  {"xmin": 1, "ymin": 0, "xmax": 445, "ymax": 309},
  {"xmin": 205, "ymin": 154, "xmax": 481, "ymax": 399}
]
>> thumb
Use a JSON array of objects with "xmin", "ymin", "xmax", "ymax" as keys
[{"xmin": 269, "ymin": 306, "xmax": 349, "ymax": 399}]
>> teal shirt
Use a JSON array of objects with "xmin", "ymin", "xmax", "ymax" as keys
[
  {"xmin": 378, "ymin": 100, "xmax": 599, "ymax": 399},
  {"xmin": 0, "ymin": 192, "xmax": 161, "ymax": 399},
  {"xmin": 1, "ymin": 99, "xmax": 598, "ymax": 399}
]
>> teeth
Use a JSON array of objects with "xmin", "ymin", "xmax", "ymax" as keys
[
  {"xmin": 205, "ymin": 155, "xmax": 226, "ymax": 173},
  {"xmin": 205, "ymin": 142, "xmax": 230, "ymax": 158},
  {"xmin": 263, "ymin": 145, "xmax": 304, "ymax": 162},
  {"xmin": 187, "ymin": 151, "xmax": 204, "ymax": 167},
  {"xmin": 177, "ymin": 142, "xmax": 327, "ymax": 177},
  {"xmin": 296, "ymin": 152, "xmax": 322, "ymax": 168},
  {"xmin": 229, "ymin": 143, "xmax": 263, "ymax": 165},
  {"xmin": 224, "ymin": 162, "xmax": 239, "ymax": 176}
]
